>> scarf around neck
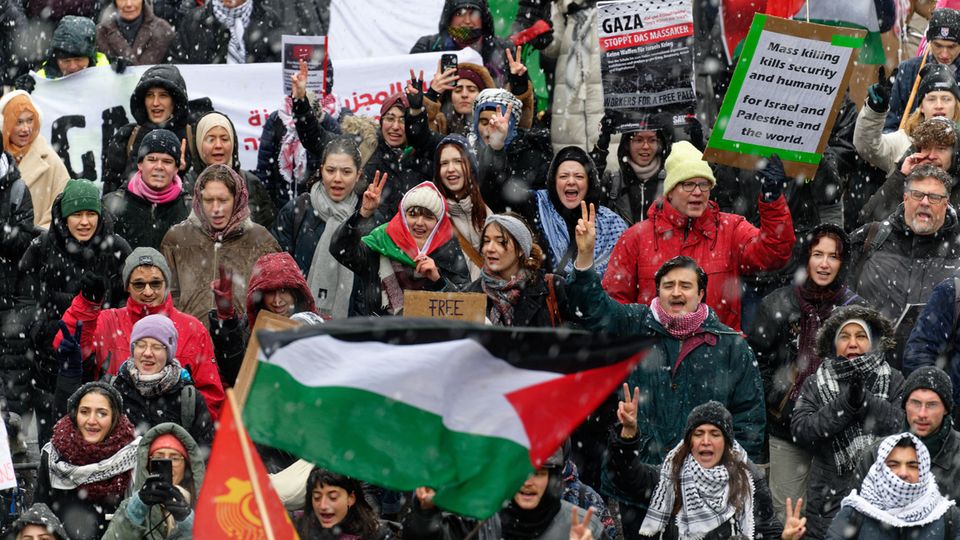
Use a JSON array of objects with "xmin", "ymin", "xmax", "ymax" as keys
[
  {"xmin": 841, "ymin": 433, "xmax": 954, "ymax": 528},
  {"xmin": 815, "ymin": 350, "xmax": 893, "ymax": 473},
  {"xmin": 306, "ymin": 183, "xmax": 357, "ymax": 319},
  {"xmin": 640, "ymin": 440, "xmax": 755, "ymax": 539},
  {"xmin": 45, "ymin": 415, "xmax": 139, "ymax": 501},
  {"xmin": 534, "ymin": 190, "xmax": 626, "ymax": 277},
  {"xmin": 627, "ymin": 156, "xmax": 661, "ymax": 182},
  {"xmin": 480, "ymin": 268, "xmax": 528, "ymax": 326},
  {"xmin": 123, "ymin": 357, "xmax": 185, "ymax": 398},
  {"xmin": 127, "ymin": 170, "xmax": 183, "ymax": 205},
  {"xmin": 212, "ymin": 0, "xmax": 253, "ymax": 64},
  {"xmin": 791, "ymin": 284, "xmax": 858, "ymax": 401},
  {"xmin": 651, "ymin": 298, "xmax": 709, "ymax": 340}
]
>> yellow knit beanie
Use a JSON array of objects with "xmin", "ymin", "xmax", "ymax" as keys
[{"xmin": 663, "ymin": 141, "xmax": 716, "ymax": 195}]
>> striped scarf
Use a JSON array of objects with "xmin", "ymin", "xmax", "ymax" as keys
[
  {"xmin": 640, "ymin": 440, "xmax": 755, "ymax": 539},
  {"xmin": 211, "ymin": 0, "xmax": 253, "ymax": 64},
  {"xmin": 814, "ymin": 350, "xmax": 892, "ymax": 474}
]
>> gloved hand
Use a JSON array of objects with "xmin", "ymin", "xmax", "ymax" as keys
[
  {"xmin": 406, "ymin": 70, "xmax": 424, "ymax": 110},
  {"xmin": 111, "ymin": 56, "xmax": 129, "ymax": 74},
  {"xmin": 162, "ymin": 484, "xmax": 192, "ymax": 521},
  {"xmin": 866, "ymin": 66, "xmax": 892, "ymax": 113},
  {"xmin": 528, "ymin": 20, "xmax": 554, "ymax": 50},
  {"xmin": 596, "ymin": 110, "xmax": 618, "ymax": 152},
  {"xmin": 13, "ymin": 73, "xmax": 35, "ymax": 94},
  {"xmin": 756, "ymin": 154, "xmax": 785, "ymax": 202},
  {"xmin": 139, "ymin": 479, "xmax": 171, "ymax": 506},
  {"xmin": 57, "ymin": 321, "xmax": 83, "ymax": 378},
  {"xmin": 211, "ymin": 265, "xmax": 235, "ymax": 320},
  {"xmin": 846, "ymin": 371, "xmax": 866, "ymax": 410},
  {"xmin": 79, "ymin": 272, "xmax": 108, "ymax": 304}
]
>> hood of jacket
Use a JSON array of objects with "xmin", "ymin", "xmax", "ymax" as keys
[
  {"xmin": 49, "ymin": 191, "xmax": 118, "ymax": 254},
  {"xmin": 130, "ymin": 423, "xmax": 206, "ymax": 495},
  {"xmin": 4, "ymin": 502, "xmax": 68, "ymax": 540},
  {"xmin": 130, "ymin": 64, "xmax": 189, "ymax": 128},
  {"xmin": 438, "ymin": 0, "xmax": 497, "ymax": 38},
  {"xmin": 246, "ymin": 252, "xmax": 316, "ymax": 328},
  {"xmin": 616, "ymin": 112, "xmax": 673, "ymax": 176},
  {"xmin": 189, "ymin": 110, "xmax": 242, "ymax": 173},
  {"xmin": 815, "ymin": 305, "xmax": 896, "ymax": 358},
  {"xmin": 545, "ymin": 146, "xmax": 602, "ymax": 226}
]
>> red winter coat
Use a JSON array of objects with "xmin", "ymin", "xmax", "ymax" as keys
[
  {"xmin": 601, "ymin": 197, "xmax": 795, "ymax": 331},
  {"xmin": 53, "ymin": 293, "xmax": 224, "ymax": 419}
]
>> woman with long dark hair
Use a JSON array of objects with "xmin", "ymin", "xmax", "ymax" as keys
[
  {"xmin": 297, "ymin": 468, "xmax": 391, "ymax": 540},
  {"xmin": 432, "ymin": 134, "xmax": 490, "ymax": 280}
]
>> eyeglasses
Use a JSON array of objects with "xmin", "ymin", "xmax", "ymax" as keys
[
  {"xmin": 150, "ymin": 455, "xmax": 184, "ymax": 465},
  {"xmin": 130, "ymin": 280, "xmax": 164, "ymax": 291},
  {"xmin": 679, "ymin": 181, "xmax": 713, "ymax": 193},
  {"xmin": 907, "ymin": 189, "xmax": 948, "ymax": 205},
  {"xmin": 134, "ymin": 341, "xmax": 167, "ymax": 355},
  {"xmin": 382, "ymin": 114, "xmax": 404, "ymax": 126}
]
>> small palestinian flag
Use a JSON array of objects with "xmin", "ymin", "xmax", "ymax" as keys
[{"xmin": 243, "ymin": 318, "xmax": 650, "ymax": 519}]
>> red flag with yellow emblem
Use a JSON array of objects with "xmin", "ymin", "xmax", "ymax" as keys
[{"xmin": 194, "ymin": 390, "xmax": 299, "ymax": 539}]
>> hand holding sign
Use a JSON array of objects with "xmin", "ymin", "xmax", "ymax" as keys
[
  {"xmin": 756, "ymin": 154, "xmax": 785, "ymax": 202},
  {"xmin": 360, "ymin": 170, "xmax": 388, "ymax": 218},
  {"xmin": 574, "ymin": 201, "xmax": 596, "ymax": 270}
]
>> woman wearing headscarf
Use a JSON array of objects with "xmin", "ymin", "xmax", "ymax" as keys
[
  {"xmin": 332, "ymin": 180, "xmax": 470, "ymax": 316},
  {"xmin": 791, "ymin": 306, "xmax": 906, "ymax": 538},
  {"xmin": 607, "ymin": 399, "xmax": 803, "ymax": 539},
  {"xmin": 748, "ymin": 224, "xmax": 868, "ymax": 522},
  {"xmin": 432, "ymin": 134, "xmax": 490, "ymax": 280},
  {"xmin": 35, "ymin": 382, "xmax": 139, "ymax": 540},
  {"xmin": 184, "ymin": 111, "xmax": 276, "ymax": 228},
  {"xmin": 0, "ymin": 90, "xmax": 68, "ymax": 229},
  {"xmin": 161, "ymin": 164, "xmax": 280, "ymax": 331},
  {"xmin": 102, "ymin": 423, "xmax": 206, "ymax": 539}
]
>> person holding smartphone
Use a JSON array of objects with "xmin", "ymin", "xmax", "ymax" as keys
[{"xmin": 103, "ymin": 422, "xmax": 205, "ymax": 539}]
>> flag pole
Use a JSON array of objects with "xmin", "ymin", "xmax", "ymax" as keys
[
  {"xmin": 227, "ymin": 389, "xmax": 278, "ymax": 540},
  {"xmin": 899, "ymin": 42, "xmax": 931, "ymax": 131}
]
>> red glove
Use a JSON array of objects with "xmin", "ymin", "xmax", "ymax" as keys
[{"xmin": 211, "ymin": 265, "xmax": 235, "ymax": 320}]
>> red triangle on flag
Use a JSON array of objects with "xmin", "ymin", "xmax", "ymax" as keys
[{"xmin": 194, "ymin": 391, "xmax": 300, "ymax": 539}]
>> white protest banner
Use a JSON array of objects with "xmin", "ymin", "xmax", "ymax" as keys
[
  {"xmin": 703, "ymin": 15, "xmax": 865, "ymax": 178},
  {"xmin": 597, "ymin": 0, "xmax": 695, "ymax": 129},
  {"xmin": 328, "ymin": 0, "xmax": 445, "ymax": 59},
  {"xmin": 29, "ymin": 48, "xmax": 481, "ymax": 181},
  {"xmin": 0, "ymin": 420, "xmax": 16, "ymax": 491},
  {"xmin": 282, "ymin": 35, "xmax": 327, "ymax": 96}
]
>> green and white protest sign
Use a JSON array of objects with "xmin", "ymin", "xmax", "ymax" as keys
[{"xmin": 704, "ymin": 14, "xmax": 865, "ymax": 179}]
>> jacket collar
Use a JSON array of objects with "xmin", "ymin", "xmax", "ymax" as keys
[
  {"xmin": 651, "ymin": 198, "xmax": 719, "ymax": 240},
  {"xmin": 126, "ymin": 293, "xmax": 175, "ymax": 320}
]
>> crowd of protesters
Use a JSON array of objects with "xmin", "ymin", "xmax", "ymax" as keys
[{"xmin": 3, "ymin": 0, "xmax": 960, "ymax": 539}]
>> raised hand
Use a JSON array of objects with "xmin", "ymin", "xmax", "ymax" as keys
[
  {"xmin": 292, "ymin": 58, "xmax": 309, "ymax": 100},
  {"xmin": 406, "ymin": 68, "xmax": 425, "ymax": 110},
  {"xmin": 211, "ymin": 265, "xmax": 235, "ymax": 320},
  {"xmin": 179, "ymin": 139, "xmax": 188, "ymax": 171},
  {"xmin": 574, "ymin": 201, "xmax": 596, "ymax": 270},
  {"xmin": 415, "ymin": 255, "xmax": 441, "ymax": 282},
  {"xmin": 360, "ymin": 171, "xmax": 388, "ymax": 218},
  {"xmin": 486, "ymin": 103, "xmax": 513, "ymax": 150},
  {"xmin": 570, "ymin": 506, "xmax": 595, "ymax": 540},
  {"xmin": 415, "ymin": 486, "xmax": 437, "ymax": 510},
  {"xmin": 79, "ymin": 272, "xmax": 108, "ymax": 304},
  {"xmin": 57, "ymin": 320, "xmax": 84, "ymax": 377},
  {"xmin": 430, "ymin": 60, "xmax": 458, "ymax": 94},
  {"xmin": 506, "ymin": 46, "xmax": 527, "ymax": 77},
  {"xmin": 781, "ymin": 497, "xmax": 806, "ymax": 540},
  {"xmin": 618, "ymin": 382, "xmax": 640, "ymax": 439}
]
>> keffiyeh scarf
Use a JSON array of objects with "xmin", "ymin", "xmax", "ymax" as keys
[
  {"xmin": 842, "ymin": 433, "xmax": 954, "ymax": 527},
  {"xmin": 212, "ymin": 0, "xmax": 253, "ymax": 64},
  {"xmin": 277, "ymin": 96, "xmax": 308, "ymax": 186},
  {"xmin": 814, "ymin": 350, "xmax": 892, "ymax": 474},
  {"xmin": 534, "ymin": 190, "xmax": 626, "ymax": 277},
  {"xmin": 651, "ymin": 298, "xmax": 709, "ymax": 340},
  {"xmin": 640, "ymin": 440, "xmax": 755, "ymax": 539},
  {"xmin": 306, "ymin": 183, "xmax": 357, "ymax": 319},
  {"xmin": 44, "ymin": 415, "xmax": 140, "ymax": 500}
]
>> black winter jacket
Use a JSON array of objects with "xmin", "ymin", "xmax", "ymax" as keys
[
  {"xmin": 463, "ymin": 272, "xmax": 571, "ymax": 328},
  {"xmin": 102, "ymin": 184, "xmax": 191, "ymax": 251},
  {"xmin": 172, "ymin": 1, "xmax": 281, "ymax": 64},
  {"xmin": 253, "ymin": 109, "xmax": 327, "ymax": 211}
]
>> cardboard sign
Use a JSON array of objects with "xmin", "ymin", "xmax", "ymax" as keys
[
  {"xmin": 234, "ymin": 311, "xmax": 302, "ymax": 409},
  {"xmin": 597, "ymin": 0, "xmax": 696, "ymax": 130},
  {"xmin": 703, "ymin": 15, "xmax": 865, "ymax": 178},
  {"xmin": 403, "ymin": 291, "xmax": 487, "ymax": 322}
]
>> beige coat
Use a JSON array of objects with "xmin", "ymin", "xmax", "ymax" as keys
[{"xmin": 18, "ymin": 135, "xmax": 69, "ymax": 230}]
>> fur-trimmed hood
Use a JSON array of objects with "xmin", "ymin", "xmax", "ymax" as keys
[{"xmin": 815, "ymin": 305, "xmax": 896, "ymax": 358}]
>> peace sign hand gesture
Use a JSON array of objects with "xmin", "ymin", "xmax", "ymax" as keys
[
  {"xmin": 781, "ymin": 498, "xmax": 806, "ymax": 540},
  {"xmin": 618, "ymin": 383, "xmax": 640, "ymax": 439},
  {"xmin": 574, "ymin": 201, "xmax": 596, "ymax": 270},
  {"xmin": 570, "ymin": 506, "xmax": 595, "ymax": 540},
  {"xmin": 291, "ymin": 58, "xmax": 308, "ymax": 100},
  {"xmin": 360, "ymin": 171, "xmax": 388, "ymax": 218},
  {"xmin": 486, "ymin": 103, "xmax": 513, "ymax": 151},
  {"xmin": 506, "ymin": 46, "xmax": 527, "ymax": 77}
]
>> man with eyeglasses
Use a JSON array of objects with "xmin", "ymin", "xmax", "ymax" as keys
[
  {"xmin": 849, "ymin": 164, "xmax": 960, "ymax": 324},
  {"xmin": 54, "ymin": 247, "xmax": 224, "ymax": 420},
  {"xmin": 602, "ymin": 140, "xmax": 795, "ymax": 332}
]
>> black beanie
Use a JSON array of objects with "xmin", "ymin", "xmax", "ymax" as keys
[
  {"xmin": 903, "ymin": 366, "xmax": 954, "ymax": 414},
  {"xmin": 918, "ymin": 64, "xmax": 960, "ymax": 103},
  {"xmin": 927, "ymin": 9, "xmax": 960, "ymax": 44},
  {"xmin": 66, "ymin": 381, "xmax": 124, "ymax": 423},
  {"xmin": 684, "ymin": 401, "xmax": 735, "ymax": 444},
  {"xmin": 137, "ymin": 128, "xmax": 181, "ymax": 163}
]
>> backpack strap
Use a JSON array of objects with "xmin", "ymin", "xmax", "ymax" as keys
[
  {"xmin": 454, "ymin": 228, "xmax": 484, "ymax": 268},
  {"xmin": 545, "ymin": 274, "xmax": 562, "ymax": 328},
  {"xmin": 852, "ymin": 221, "xmax": 891, "ymax": 282},
  {"xmin": 125, "ymin": 125, "xmax": 141, "ymax": 160},
  {"xmin": 180, "ymin": 385, "xmax": 196, "ymax": 431}
]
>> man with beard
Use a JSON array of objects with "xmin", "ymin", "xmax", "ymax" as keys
[{"xmin": 849, "ymin": 164, "xmax": 960, "ymax": 324}]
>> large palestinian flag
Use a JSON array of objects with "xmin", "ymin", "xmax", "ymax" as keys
[{"xmin": 243, "ymin": 318, "xmax": 650, "ymax": 519}]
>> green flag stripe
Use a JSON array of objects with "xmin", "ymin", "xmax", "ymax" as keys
[{"xmin": 244, "ymin": 362, "xmax": 534, "ymax": 519}]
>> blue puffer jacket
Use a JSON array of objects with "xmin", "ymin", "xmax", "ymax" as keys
[{"xmin": 904, "ymin": 275, "xmax": 960, "ymax": 418}]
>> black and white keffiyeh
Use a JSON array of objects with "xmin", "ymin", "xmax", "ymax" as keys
[
  {"xmin": 814, "ymin": 349, "xmax": 892, "ymax": 473},
  {"xmin": 212, "ymin": 0, "xmax": 253, "ymax": 64},
  {"xmin": 841, "ymin": 432, "xmax": 954, "ymax": 527},
  {"xmin": 639, "ymin": 440, "xmax": 755, "ymax": 539}
]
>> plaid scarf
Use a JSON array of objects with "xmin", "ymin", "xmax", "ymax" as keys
[
  {"xmin": 640, "ymin": 440, "xmax": 755, "ymax": 539},
  {"xmin": 211, "ymin": 0, "xmax": 253, "ymax": 64},
  {"xmin": 814, "ymin": 350, "xmax": 892, "ymax": 474},
  {"xmin": 480, "ymin": 269, "xmax": 527, "ymax": 326},
  {"xmin": 842, "ymin": 433, "xmax": 954, "ymax": 527},
  {"xmin": 651, "ymin": 298, "xmax": 709, "ymax": 340}
]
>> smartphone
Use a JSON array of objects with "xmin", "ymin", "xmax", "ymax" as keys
[
  {"xmin": 149, "ymin": 458, "xmax": 173, "ymax": 484},
  {"xmin": 441, "ymin": 53, "xmax": 458, "ymax": 74}
]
